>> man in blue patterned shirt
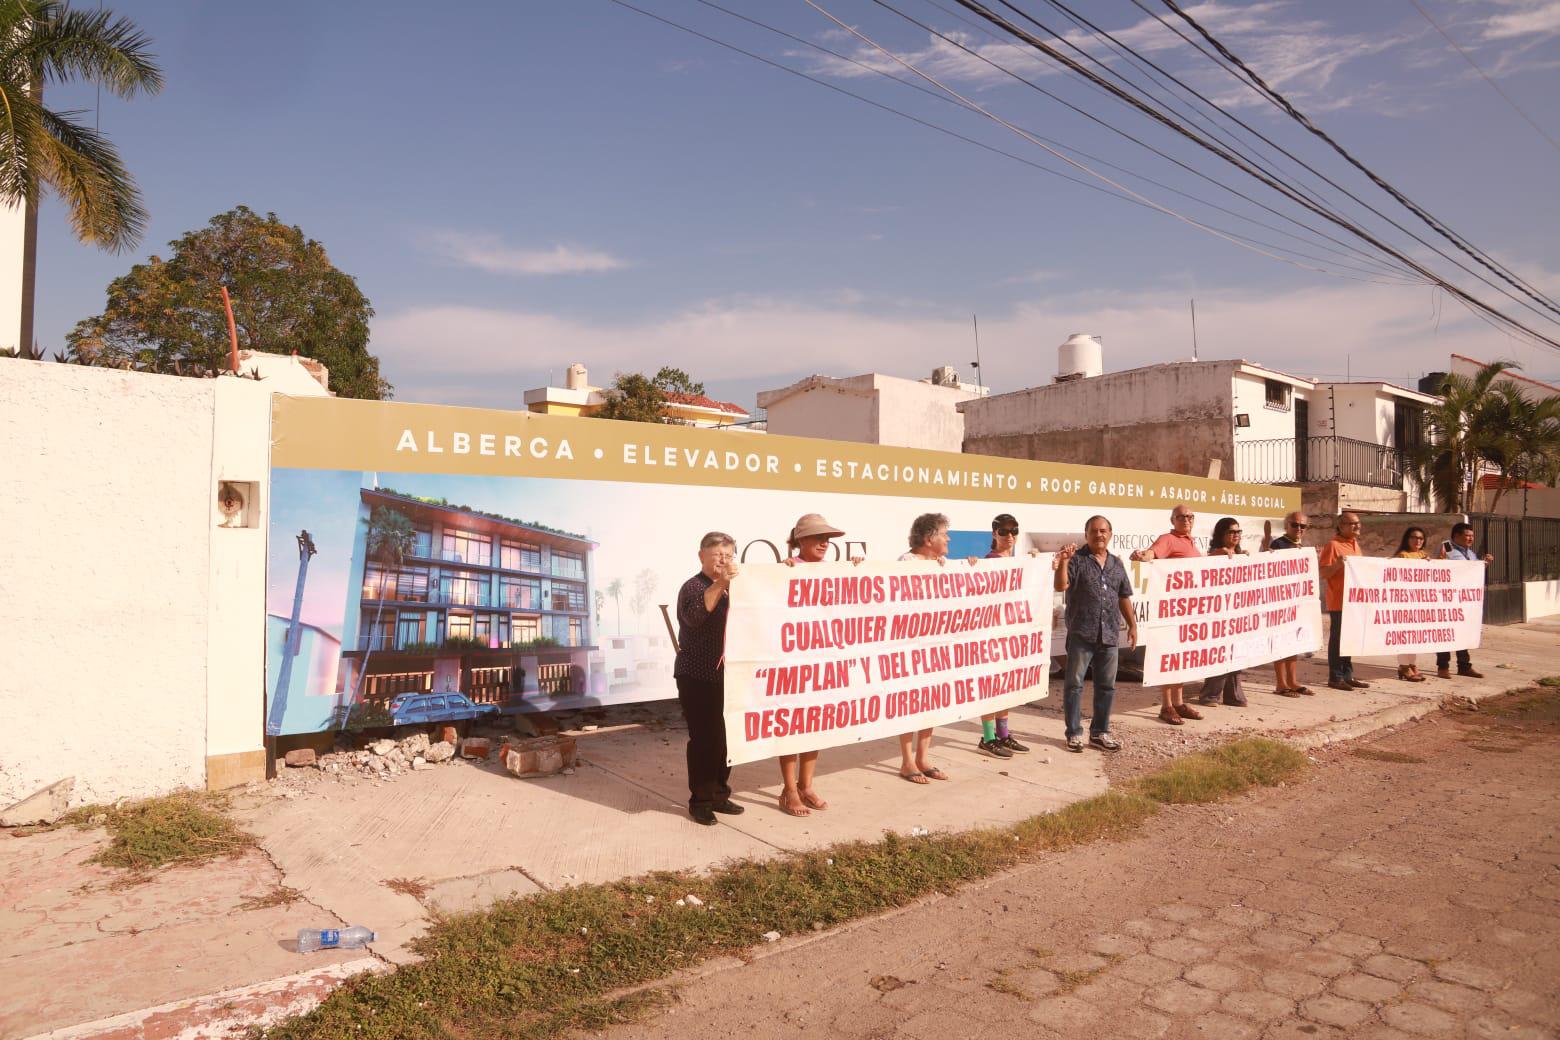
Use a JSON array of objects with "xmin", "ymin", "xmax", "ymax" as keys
[{"xmin": 1053, "ymin": 515, "xmax": 1138, "ymax": 754}]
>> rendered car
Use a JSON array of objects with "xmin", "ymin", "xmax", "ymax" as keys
[{"xmin": 386, "ymin": 692, "xmax": 500, "ymax": 726}]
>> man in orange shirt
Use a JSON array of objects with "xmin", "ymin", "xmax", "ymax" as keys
[
  {"xmin": 1318, "ymin": 511, "xmax": 1371, "ymax": 692},
  {"xmin": 1132, "ymin": 503, "xmax": 1202, "ymax": 724}
]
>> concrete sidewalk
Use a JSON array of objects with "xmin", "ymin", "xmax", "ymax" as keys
[{"xmin": 5, "ymin": 620, "xmax": 1555, "ymax": 1040}]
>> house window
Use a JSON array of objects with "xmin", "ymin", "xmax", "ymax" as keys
[
  {"xmin": 1395, "ymin": 404, "xmax": 1427, "ymax": 451},
  {"xmin": 440, "ymin": 570, "xmax": 488, "ymax": 606},
  {"xmin": 441, "ymin": 530, "xmax": 492, "ymax": 566},
  {"xmin": 499, "ymin": 540, "xmax": 542, "ymax": 572},
  {"xmin": 511, "ymin": 614, "xmax": 541, "ymax": 644},
  {"xmin": 363, "ymin": 564, "xmax": 429, "ymax": 603},
  {"xmin": 475, "ymin": 613, "xmax": 508, "ymax": 649},
  {"xmin": 396, "ymin": 614, "xmax": 426, "ymax": 649},
  {"xmin": 500, "ymin": 576, "xmax": 541, "ymax": 609},
  {"xmin": 569, "ymin": 617, "xmax": 584, "ymax": 647},
  {"xmin": 614, "ymin": 667, "xmax": 629, "ymax": 679},
  {"xmin": 551, "ymin": 549, "xmax": 585, "ymax": 580},
  {"xmin": 551, "ymin": 581, "xmax": 587, "ymax": 612},
  {"xmin": 412, "ymin": 526, "xmax": 432, "ymax": 558},
  {"xmin": 361, "ymin": 610, "xmax": 394, "ymax": 651},
  {"xmin": 447, "ymin": 612, "xmax": 473, "ymax": 641},
  {"xmin": 1264, "ymin": 380, "xmax": 1290, "ymax": 411}
]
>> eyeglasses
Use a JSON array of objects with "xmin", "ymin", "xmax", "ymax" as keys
[
  {"xmin": 996, "ymin": 528, "xmax": 1019, "ymax": 536},
  {"xmin": 1287, "ymin": 522, "xmax": 1309, "ymax": 529},
  {"xmin": 1172, "ymin": 514, "xmax": 1195, "ymax": 522},
  {"xmin": 1228, "ymin": 530, "xmax": 1243, "ymax": 536}
]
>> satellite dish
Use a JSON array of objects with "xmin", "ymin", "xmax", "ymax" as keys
[{"xmin": 218, "ymin": 481, "xmax": 247, "ymax": 527}]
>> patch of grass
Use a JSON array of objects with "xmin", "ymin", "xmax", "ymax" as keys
[
  {"xmin": 263, "ymin": 738, "xmax": 1306, "ymax": 1040},
  {"xmin": 1131, "ymin": 737, "xmax": 1309, "ymax": 805},
  {"xmin": 1054, "ymin": 954, "xmax": 1121, "ymax": 994},
  {"xmin": 986, "ymin": 970, "xmax": 1031, "ymax": 1001},
  {"xmin": 86, "ymin": 791, "xmax": 255, "ymax": 875},
  {"xmin": 240, "ymin": 885, "xmax": 305, "ymax": 911},
  {"xmin": 1350, "ymin": 747, "xmax": 1427, "ymax": 764},
  {"xmin": 1538, "ymin": 676, "xmax": 1560, "ymax": 688},
  {"xmin": 384, "ymin": 877, "xmax": 430, "ymax": 899}
]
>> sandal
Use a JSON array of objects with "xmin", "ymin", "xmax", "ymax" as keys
[
  {"xmin": 1175, "ymin": 703, "xmax": 1203, "ymax": 720},
  {"xmin": 779, "ymin": 790, "xmax": 810, "ymax": 817},
  {"xmin": 899, "ymin": 771, "xmax": 930, "ymax": 785},
  {"xmin": 1295, "ymin": 686, "xmax": 1314, "ymax": 696},
  {"xmin": 1277, "ymin": 687, "xmax": 1303, "ymax": 698},
  {"xmin": 1158, "ymin": 708, "xmax": 1184, "ymax": 726},
  {"xmin": 921, "ymin": 766, "xmax": 950, "ymax": 781},
  {"xmin": 799, "ymin": 790, "xmax": 829, "ymax": 811}
]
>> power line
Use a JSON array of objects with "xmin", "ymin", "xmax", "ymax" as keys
[
  {"xmin": 1405, "ymin": 0, "xmax": 1560, "ymax": 156},
  {"xmin": 934, "ymin": 0, "xmax": 1560, "ymax": 350},
  {"xmin": 1154, "ymin": 0, "xmax": 1560, "ymax": 322}
]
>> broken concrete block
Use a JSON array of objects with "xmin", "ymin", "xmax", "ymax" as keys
[
  {"xmin": 436, "ymin": 725, "xmax": 459, "ymax": 746},
  {"xmin": 368, "ymin": 739, "xmax": 396, "ymax": 756},
  {"xmin": 460, "ymin": 738, "xmax": 492, "ymax": 759},
  {"xmin": 283, "ymin": 749, "xmax": 317, "ymax": 768},
  {"xmin": 1, "ymin": 777, "xmax": 74, "ymax": 827},
  {"xmin": 512, "ymin": 713, "xmax": 559, "ymax": 738},
  {"xmin": 425, "ymin": 741, "xmax": 455, "ymax": 764},
  {"xmin": 400, "ymin": 732, "xmax": 431, "ymax": 756},
  {"xmin": 502, "ymin": 736, "xmax": 578, "ymax": 779},
  {"xmin": 411, "ymin": 757, "xmax": 430, "ymax": 771}
]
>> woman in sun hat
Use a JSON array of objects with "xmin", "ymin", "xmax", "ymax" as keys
[{"xmin": 777, "ymin": 512, "xmax": 857, "ymax": 816}]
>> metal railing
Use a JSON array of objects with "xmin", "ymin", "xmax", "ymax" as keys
[{"xmin": 1235, "ymin": 436, "xmax": 1406, "ymax": 489}]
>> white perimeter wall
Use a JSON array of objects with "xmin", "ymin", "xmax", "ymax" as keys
[
  {"xmin": 0, "ymin": 361, "xmax": 297, "ymax": 808},
  {"xmin": 1526, "ymin": 580, "xmax": 1560, "ymax": 621},
  {"xmin": 1, "ymin": 200, "xmax": 24, "ymax": 352}
]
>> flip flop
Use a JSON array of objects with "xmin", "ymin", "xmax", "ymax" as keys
[
  {"xmin": 799, "ymin": 791, "xmax": 829, "ymax": 810},
  {"xmin": 779, "ymin": 792, "xmax": 810, "ymax": 817},
  {"xmin": 1277, "ymin": 688, "xmax": 1303, "ymax": 698},
  {"xmin": 1295, "ymin": 686, "xmax": 1314, "ymax": 696},
  {"xmin": 899, "ymin": 771, "xmax": 930, "ymax": 785},
  {"xmin": 921, "ymin": 766, "xmax": 950, "ymax": 781}
]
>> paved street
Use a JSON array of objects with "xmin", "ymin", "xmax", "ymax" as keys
[{"xmin": 603, "ymin": 687, "xmax": 1560, "ymax": 1040}]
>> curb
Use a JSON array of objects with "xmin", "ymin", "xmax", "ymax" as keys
[{"xmin": 21, "ymin": 958, "xmax": 384, "ymax": 1040}]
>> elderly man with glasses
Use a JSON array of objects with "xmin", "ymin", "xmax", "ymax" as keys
[
  {"xmin": 1132, "ymin": 504, "xmax": 1202, "ymax": 725},
  {"xmin": 1318, "ymin": 511, "xmax": 1372, "ymax": 692},
  {"xmin": 1261, "ymin": 511, "xmax": 1313, "ymax": 697}
]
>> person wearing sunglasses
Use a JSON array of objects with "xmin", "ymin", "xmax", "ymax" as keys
[
  {"xmin": 1318, "ymin": 512, "xmax": 1371, "ymax": 692},
  {"xmin": 976, "ymin": 514, "xmax": 1032, "ymax": 758},
  {"xmin": 1131, "ymin": 504, "xmax": 1202, "ymax": 726},
  {"xmin": 1261, "ymin": 511, "xmax": 1312, "ymax": 698},
  {"xmin": 1392, "ymin": 527, "xmax": 1432, "ymax": 682}
]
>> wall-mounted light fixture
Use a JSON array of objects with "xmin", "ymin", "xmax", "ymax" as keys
[{"xmin": 1234, "ymin": 413, "xmax": 1251, "ymax": 428}]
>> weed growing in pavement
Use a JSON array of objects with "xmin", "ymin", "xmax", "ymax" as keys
[
  {"xmin": 1350, "ymin": 747, "xmax": 1427, "ymax": 764},
  {"xmin": 240, "ymin": 886, "xmax": 305, "ymax": 911},
  {"xmin": 384, "ymin": 877, "xmax": 431, "ymax": 899},
  {"xmin": 1538, "ymin": 676, "xmax": 1560, "ymax": 688},
  {"xmin": 262, "ymin": 738, "xmax": 1306, "ymax": 1040},
  {"xmin": 81, "ymin": 791, "xmax": 255, "ymax": 875}
]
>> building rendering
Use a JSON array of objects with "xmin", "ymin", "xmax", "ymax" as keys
[{"xmin": 338, "ymin": 487, "xmax": 598, "ymax": 713}]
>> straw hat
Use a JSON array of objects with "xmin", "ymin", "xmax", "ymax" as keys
[{"xmin": 789, "ymin": 513, "xmax": 846, "ymax": 545}]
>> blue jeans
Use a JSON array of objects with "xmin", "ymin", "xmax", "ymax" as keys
[
  {"xmin": 1063, "ymin": 633, "xmax": 1118, "ymax": 740},
  {"xmin": 1327, "ymin": 610, "xmax": 1352, "ymax": 683}
]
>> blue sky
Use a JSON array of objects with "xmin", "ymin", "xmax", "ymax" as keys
[{"xmin": 32, "ymin": 1, "xmax": 1560, "ymax": 409}]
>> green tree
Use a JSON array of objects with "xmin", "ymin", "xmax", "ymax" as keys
[
  {"xmin": 605, "ymin": 578, "xmax": 623, "ymax": 635},
  {"xmin": 351, "ymin": 507, "xmax": 417, "ymax": 708},
  {"xmin": 592, "ymin": 367, "xmax": 708, "ymax": 424},
  {"xmin": 65, "ymin": 206, "xmax": 391, "ymax": 398},
  {"xmin": 1406, "ymin": 360, "xmax": 1521, "ymax": 512},
  {"xmin": 1479, "ymin": 383, "xmax": 1560, "ymax": 512},
  {"xmin": 0, "ymin": 0, "xmax": 163, "ymax": 252}
]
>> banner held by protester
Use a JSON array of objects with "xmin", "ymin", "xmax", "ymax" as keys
[
  {"xmin": 1141, "ymin": 548, "xmax": 1323, "ymax": 686},
  {"xmin": 722, "ymin": 556, "xmax": 1053, "ymax": 764},
  {"xmin": 1338, "ymin": 557, "xmax": 1485, "ymax": 657}
]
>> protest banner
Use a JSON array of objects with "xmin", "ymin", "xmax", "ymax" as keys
[
  {"xmin": 1337, "ymin": 557, "xmax": 1485, "ymax": 657},
  {"xmin": 722, "ymin": 556, "xmax": 1053, "ymax": 764},
  {"xmin": 263, "ymin": 394, "xmax": 1296, "ymax": 736},
  {"xmin": 1141, "ymin": 548, "xmax": 1322, "ymax": 685}
]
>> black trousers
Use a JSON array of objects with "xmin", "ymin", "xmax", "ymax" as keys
[
  {"xmin": 1436, "ymin": 648, "xmax": 1472, "ymax": 670},
  {"xmin": 676, "ymin": 675, "xmax": 731, "ymax": 809}
]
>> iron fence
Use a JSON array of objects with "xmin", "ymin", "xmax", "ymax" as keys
[{"xmin": 1235, "ymin": 435, "xmax": 1406, "ymax": 488}]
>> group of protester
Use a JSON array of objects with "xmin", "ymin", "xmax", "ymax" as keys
[{"xmin": 669, "ymin": 506, "xmax": 1492, "ymax": 826}]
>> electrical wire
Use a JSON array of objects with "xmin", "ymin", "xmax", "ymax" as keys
[
  {"xmin": 1154, "ymin": 0, "xmax": 1560, "ymax": 321},
  {"xmin": 1406, "ymin": 0, "xmax": 1560, "ymax": 156}
]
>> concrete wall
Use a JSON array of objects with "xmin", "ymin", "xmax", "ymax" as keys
[
  {"xmin": 760, "ymin": 374, "xmax": 976, "ymax": 452},
  {"xmin": 761, "ymin": 378, "xmax": 877, "ymax": 445},
  {"xmin": 962, "ymin": 362, "xmax": 1236, "ymax": 476},
  {"xmin": 1525, "ymin": 580, "xmax": 1560, "ymax": 621},
  {"xmin": 871, "ymin": 375, "xmax": 976, "ymax": 452},
  {"xmin": 1, "ymin": 360, "xmax": 325, "ymax": 809},
  {"xmin": 1472, "ymin": 485, "xmax": 1560, "ymax": 519},
  {"xmin": 1, "ymin": 200, "xmax": 24, "ymax": 352}
]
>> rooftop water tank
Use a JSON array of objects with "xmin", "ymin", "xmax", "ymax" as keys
[
  {"xmin": 566, "ymin": 363, "xmax": 589, "ymax": 390},
  {"xmin": 1056, "ymin": 333, "xmax": 1103, "ymax": 383}
]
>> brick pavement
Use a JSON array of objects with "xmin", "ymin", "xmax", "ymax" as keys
[{"xmin": 602, "ymin": 692, "xmax": 1560, "ymax": 1040}]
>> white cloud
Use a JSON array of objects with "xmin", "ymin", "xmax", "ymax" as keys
[
  {"xmin": 428, "ymin": 232, "xmax": 627, "ymax": 277},
  {"xmin": 1481, "ymin": 0, "xmax": 1560, "ymax": 40},
  {"xmin": 370, "ymin": 281, "xmax": 1552, "ymax": 411}
]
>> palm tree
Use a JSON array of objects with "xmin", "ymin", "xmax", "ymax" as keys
[
  {"xmin": 1, "ymin": 0, "xmax": 164, "ymax": 252},
  {"xmin": 1480, "ymin": 384, "xmax": 1560, "ymax": 513},
  {"xmin": 605, "ymin": 577, "xmax": 623, "ymax": 635},
  {"xmin": 350, "ymin": 507, "xmax": 417, "ymax": 705},
  {"xmin": 1404, "ymin": 360, "xmax": 1520, "ymax": 513}
]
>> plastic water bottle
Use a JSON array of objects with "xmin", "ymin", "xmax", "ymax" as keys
[{"xmin": 297, "ymin": 926, "xmax": 376, "ymax": 952}]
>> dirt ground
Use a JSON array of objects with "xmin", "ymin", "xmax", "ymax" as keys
[{"xmin": 599, "ymin": 686, "xmax": 1560, "ymax": 1040}]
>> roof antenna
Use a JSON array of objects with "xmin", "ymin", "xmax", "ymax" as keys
[
  {"xmin": 970, "ymin": 314, "xmax": 985, "ymax": 393},
  {"xmin": 1190, "ymin": 298, "xmax": 1199, "ymax": 361}
]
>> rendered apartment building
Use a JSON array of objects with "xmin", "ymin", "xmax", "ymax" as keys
[{"xmin": 338, "ymin": 487, "xmax": 598, "ymax": 709}]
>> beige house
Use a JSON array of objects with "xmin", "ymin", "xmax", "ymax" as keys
[{"xmin": 757, "ymin": 367, "xmax": 987, "ymax": 453}]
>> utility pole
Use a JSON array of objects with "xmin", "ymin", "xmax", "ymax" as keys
[
  {"xmin": 1190, "ymin": 298, "xmax": 1199, "ymax": 361},
  {"xmin": 267, "ymin": 530, "xmax": 317, "ymax": 738},
  {"xmin": 970, "ymin": 314, "xmax": 985, "ymax": 393}
]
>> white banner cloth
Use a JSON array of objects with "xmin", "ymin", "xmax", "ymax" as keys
[
  {"xmin": 722, "ymin": 556, "xmax": 1053, "ymax": 765},
  {"xmin": 1141, "ymin": 548, "xmax": 1323, "ymax": 685},
  {"xmin": 1337, "ymin": 557, "xmax": 1485, "ymax": 656}
]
